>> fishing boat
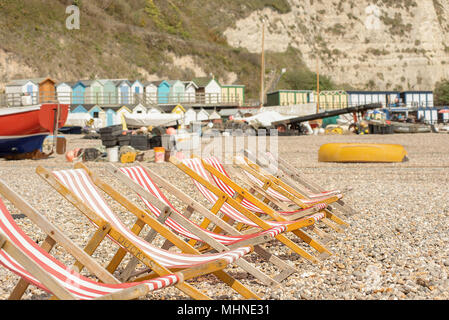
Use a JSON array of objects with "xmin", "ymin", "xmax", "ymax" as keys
[
  {"xmin": 391, "ymin": 121, "xmax": 431, "ymax": 134},
  {"xmin": 0, "ymin": 104, "xmax": 69, "ymax": 157},
  {"xmin": 123, "ymin": 112, "xmax": 182, "ymax": 128}
]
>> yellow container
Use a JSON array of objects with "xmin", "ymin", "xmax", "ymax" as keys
[
  {"xmin": 318, "ymin": 143, "xmax": 408, "ymax": 163},
  {"xmin": 120, "ymin": 152, "xmax": 136, "ymax": 164}
]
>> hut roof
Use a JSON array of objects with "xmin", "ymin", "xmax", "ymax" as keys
[{"xmin": 192, "ymin": 77, "xmax": 221, "ymax": 88}]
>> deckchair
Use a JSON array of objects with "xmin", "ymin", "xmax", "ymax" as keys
[
  {"xmin": 234, "ymin": 155, "xmax": 344, "ymax": 209},
  {"xmin": 202, "ymin": 156, "xmax": 348, "ymax": 234},
  {"xmin": 0, "ymin": 179, "xmax": 183, "ymax": 300},
  {"xmin": 230, "ymin": 155, "xmax": 349, "ymax": 223},
  {"xmin": 36, "ymin": 165, "xmax": 259, "ymax": 300},
  {"xmin": 170, "ymin": 156, "xmax": 333, "ymax": 264},
  {"xmin": 107, "ymin": 164, "xmax": 300, "ymax": 285},
  {"xmin": 245, "ymin": 149, "xmax": 357, "ymax": 216}
]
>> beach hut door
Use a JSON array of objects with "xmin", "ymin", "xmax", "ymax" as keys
[{"xmin": 121, "ymin": 86, "xmax": 129, "ymax": 104}]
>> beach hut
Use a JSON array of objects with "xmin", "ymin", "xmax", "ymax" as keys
[
  {"xmin": 347, "ymin": 91, "xmax": 400, "ymax": 108},
  {"xmin": 116, "ymin": 106, "xmax": 132, "ymax": 126},
  {"xmin": 156, "ymin": 80, "xmax": 171, "ymax": 104},
  {"xmin": 37, "ymin": 77, "xmax": 56, "ymax": 103},
  {"xmin": 208, "ymin": 109, "xmax": 222, "ymax": 124},
  {"xmin": 196, "ymin": 108, "xmax": 210, "ymax": 122},
  {"xmin": 266, "ymin": 90, "xmax": 313, "ymax": 107},
  {"xmin": 100, "ymin": 80, "xmax": 118, "ymax": 105},
  {"xmin": 130, "ymin": 80, "xmax": 144, "ymax": 104},
  {"xmin": 317, "ymin": 90, "xmax": 348, "ymax": 110},
  {"xmin": 171, "ymin": 104, "xmax": 186, "ymax": 116},
  {"xmin": 132, "ymin": 103, "xmax": 147, "ymax": 115},
  {"xmin": 192, "ymin": 77, "xmax": 222, "ymax": 104},
  {"xmin": 400, "ymin": 91, "xmax": 434, "ymax": 108},
  {"xmin": 88, "ymin": 105, "xmax": 106, "ymax": 128},
  {"xmin": 72, "ymin": 81, "xmax": 87, "ymax": 105},
  {"xmin": 70, "ymin": 105, "xmax": 88, "ymax": 114},
  {"xmin": 221, "ymin": 85, "xmax": 245, "ymax": 105},
  {"xmin": 183, "ymin": 81, "xmax": 198, "ymax": 103},
  {"xmin": 5, "ymin": 79, "xmax": 39, "ymax": 106},
  {"xmin": 183, "ymin": 107, "xmax": 197, "ymax": 126},
  {"xmin": 86, "ymin": 80, "xmax": 104, "ymax": 105},
  {"xmin": 144, "ymin": 82, "xmax": 158, "ymax": 105},
  {"xmin": 166, "ymin": 80, "xmax": 185, "ymax": 104},
  {"xmin": 116, "ymin": 80, "xmax": 132, "ymax": 105},
  {"xmin": 56, "ymin": 82, "xmax": 73, "ymax": 104},
  {"xmin": 104, "ymin": 108, "xmax": 119, "ymax": 126},
  {"xmin": 417, "ymin": 108, "xmax": 439, "ymax": 124}
]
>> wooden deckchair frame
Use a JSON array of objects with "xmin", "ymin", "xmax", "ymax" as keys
[
  {"xmin": 197, "ymin": 157, "xmax": 345, "ymax": 257},
  {"xmin": 106, "ymin": 163, "xmax": 302, "ymax": 285},
  {"xmin": 244, "ymin": 149, "xmax": 357, "ymax": 216},
  {"xmin": 170, "ymin": 156, "xmax": 333, "ymax": 265},
  {"xmin": 36, "ymin": 165, "xmax": 259, "ymax": 300},
  {"xmin": 232, "ymin": 155, "xmax": 348, "ymax": 230},
  {"xmin": 223, "ymin": 166, "xmax": 334, "ymax": 244},
  {"xmin": 0, "ymin": 180, "xmax": 184, "ymax": 301}
]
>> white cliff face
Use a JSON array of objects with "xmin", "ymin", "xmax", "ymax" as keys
[
  {"xmin": 223, "ymin": 0, "xmax": 449, "ymax": 90},
  {"xmin": 0, "ymin": 48, "xmax": 36, "ymax": 92}
]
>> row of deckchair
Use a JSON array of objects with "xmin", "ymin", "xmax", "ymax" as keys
[{"xmin": 0, "ymin": 151, "xmax": 354, "ymax": 300}]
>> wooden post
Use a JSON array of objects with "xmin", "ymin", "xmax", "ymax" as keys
[
  {"xmin": 316, "ymin": 57, "xmax": 320, "ymax": 113},
  {"xmin": 260, "ymin": 19, "xmax": 265, "ymax": 108}
]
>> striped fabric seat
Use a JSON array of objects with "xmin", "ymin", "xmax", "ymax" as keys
[
  {"xmin": 118, "ymin": 166, "xmax": 287, "ymax": 246},
  {"xmin": 239, "ymin": 161, "xmax": 342, "ymax": 204},
  {"xmin": 52, "ymin": 169, "xmax": 251, "ymax": 270},
  {"xmin": 203, "ymin": 156, "xmax": 332, "ymax": 213},
  {"xmin": 262, "ymin": 152, "xmax": 344, "ymax": 199},
  {"xmin": 0, "ymin": 197, "xmax": 180, "ymax": 300},
  {"xmin": 181, "ymin": 159, "xmax": 325, "ymax": 228}
]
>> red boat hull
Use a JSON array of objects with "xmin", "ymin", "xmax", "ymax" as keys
[{"xmin": 0, "ymin": 104, "xmax": 69, "ymax": 136}]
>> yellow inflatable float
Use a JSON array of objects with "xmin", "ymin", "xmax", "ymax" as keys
[{"xmin": 318, "ymin": 143, "xmax": 408, "ymax": 163}]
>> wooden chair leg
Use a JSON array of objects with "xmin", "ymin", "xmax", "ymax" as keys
[
  {"xmin": 9, "ymin": 235, "xmax": 56, "ymax": 300},
  {"xmin": 120, "ymin": 210, "xmax": 171, "ymax": 282},
  {"xmin": 72, "ymin": 222, "xmax": 111, "ymax": 274},
  {"xmin": 291, "ymin": 229, "xmax": 333, "ymax": 259}
]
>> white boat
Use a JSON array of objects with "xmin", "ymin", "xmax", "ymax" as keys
[{"xmin": 124, "ymin": 113, "xmax": 182, "ymax": 128}]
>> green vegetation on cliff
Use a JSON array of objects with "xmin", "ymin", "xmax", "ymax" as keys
[{"xmin": 0, "ymin": 0, "xmax": 336, "ymax": 99}]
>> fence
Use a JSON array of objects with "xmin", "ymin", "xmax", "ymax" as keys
[{"xmin": 0, "ymin": 92, "xmax": 242, "ymax": 108}]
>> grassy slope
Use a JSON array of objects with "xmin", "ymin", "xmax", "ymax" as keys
[{"xmin": 0, "ymin": 0, "xmax": 334, "ymax": 98}]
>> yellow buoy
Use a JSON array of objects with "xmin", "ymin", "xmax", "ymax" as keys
[{"xmin": 318, "ymin": 143, "xmax": 408, "ymax": 163}]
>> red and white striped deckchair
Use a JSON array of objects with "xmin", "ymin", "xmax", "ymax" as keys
[
  {"xmin": 253, "ymin": 150, "xmax": 357, "ymax": 216},
  {"xmin": 202, "ymin": 156, "xmax": 349, "ymax": 233},
  {"xmin": 37, "ymin": 166, "xmax": 259, "ymax": 300},
  {"xmin": 118, "ymin": 166, "xmax": 287, "ymax": 246},
  {"xmin": 182, "ymin": 158, "xmax": 325, "ymax": 229},
  {"xmin": 236, "ymin": 155, "xmax": 343, "ymax": 204},
  {"xmin": 205, "ymin": 156, "xmax": 333, "ymax": 214},
  {"xmin": 171, "ymin": 157, "xmax": 333, "ymax": 264},
  {"xmin": 0, "ymin": 196, "xmax": 182, "ymax": 300},
  {"xmin": 112, "ymin": 165, "xmax": 295, "ymax": 285}
]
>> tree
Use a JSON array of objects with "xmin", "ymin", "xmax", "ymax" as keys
[
  {"xmin": 279, "ymin": 69, "xmax": 336, "ymax": 91},
  {"xmin": 434, "ymin": 79, "xmax": 449, "ymax": 106}
]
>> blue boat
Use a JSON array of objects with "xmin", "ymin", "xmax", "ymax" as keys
[
  {"xmin": 0, "ymin": 133, "xmax": 49, "ymax": 157},
  {"xmin": 0, "ymin": 104, "xmax": 69, "ymax": 158}
]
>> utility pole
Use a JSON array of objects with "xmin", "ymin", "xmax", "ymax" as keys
[
  {"xmin": 260, "ymin": 19, "xmax": 265, "ymax": 108},
  {"xmin": 316, "ymin": 57, "xmax": 320, "ymax": 113}
]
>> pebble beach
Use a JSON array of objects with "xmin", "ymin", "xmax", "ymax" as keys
[{"xmin": 0, "ymin": 133, "xmax": 448, "ymax": 300}]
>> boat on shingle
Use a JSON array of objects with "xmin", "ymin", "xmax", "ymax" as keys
[{"xmin": 0, "ymin": 104, "xmax": 69, "ymax": 157}]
